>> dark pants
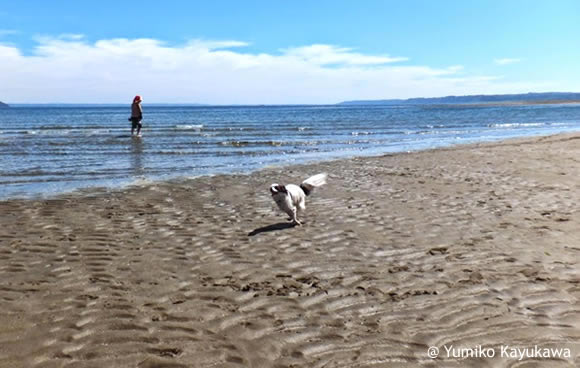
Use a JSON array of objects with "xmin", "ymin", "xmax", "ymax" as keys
[{"xmin": 131, "ymin": 117, "xmax": 142, "ymax": 134}]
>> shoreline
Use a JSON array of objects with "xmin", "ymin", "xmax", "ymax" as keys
[
  {"xmin": 1, "ymin": 132, "xmax": 579, "ymax": 367},
  {"xmin": 3, "ymin": 130, "xmax": 577, "ymax": 202}
]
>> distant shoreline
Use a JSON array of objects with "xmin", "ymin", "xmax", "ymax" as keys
[
  {"xmin": 414, "ymin": 100, "xmax": 580, "ymax": 108},
  {"xmin": 4, "ymin": 91, "xmax": 580, "ymax": 107},
  {"xmin": 495, "ymin": 99, "xmax": 580, "ymax": 105},
  {"xmin": 339, "ymin": 92, "xmax": 580, "ymax": 106}
]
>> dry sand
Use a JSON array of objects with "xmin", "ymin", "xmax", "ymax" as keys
[{"xmin": 1, "ymin": 133, "xmax": 579, "ymax": 367}]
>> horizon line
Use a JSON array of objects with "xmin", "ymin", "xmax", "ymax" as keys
[{"xmin": 4, "ymin": 91, "xmax": 580, "ymax": 106}]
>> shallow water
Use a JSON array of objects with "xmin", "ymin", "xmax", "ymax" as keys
[{"xmin": 1, "ymin": 103, "xmax": 579, "ymax": 198}]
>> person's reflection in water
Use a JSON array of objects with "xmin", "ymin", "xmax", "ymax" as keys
[{"xmin": 130, "ymin": 137, "xmax": 145, "ymax": 178}]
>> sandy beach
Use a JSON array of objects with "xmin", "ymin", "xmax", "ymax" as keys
[{"xmin": 1, "ymin": 133, "xmax": 579, "ymax": 367}]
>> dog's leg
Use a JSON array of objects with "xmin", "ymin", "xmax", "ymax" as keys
[
  {"xmin": 291, "ymin": 207, "xmax": 301, "ymax": 226},
  {"xmin": 295, "ymin": 199, "xmax": 306, "ymax": 225},
  {"xmin": 283, "ymin": 208, "xmax": 297, "ymax": 223},
  {"xmin": 298, "ymin": 199, "xmax": 306, "ymax": 213}
]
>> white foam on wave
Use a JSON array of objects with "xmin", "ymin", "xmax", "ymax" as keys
[
  {"xmin": 175, "ymin": 124, "xmax": 203, "ymax": 130},
  {"xmin": 22, "ymin": 128, "xmax": 118, "ymax": 136},
  {"xmin": 489, "ymin": 122, "xmax": 545, "ymax": 128},
  {"xmin": 125, "ymin": 177, "xmax": 154, "ymax": 189}
]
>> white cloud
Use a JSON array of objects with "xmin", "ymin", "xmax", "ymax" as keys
[
  {"xmin": 494, "ymin": 58, "xmax": 522, "ymax": 65},
  {"xmin": 0, "ymin": 36, "xmax": 555, "ymax": 104}
]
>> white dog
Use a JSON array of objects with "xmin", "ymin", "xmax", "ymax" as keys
[{"xmin": 270, "ymin": 173, "xmax": 327, "ymax": 225}]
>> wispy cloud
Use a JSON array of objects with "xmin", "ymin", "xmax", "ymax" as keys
[
  {"xmin": 494, "ymin": 58, "xmax": 522, "ymax": 65},
  {"xmin": 447, "ymin": 65, "xmax": 464, "ymax": 72},
  {"xmin": 188, "ymin": 40, "xmax": 250, "ymax": 50},
  {"xmin": 0, "ymin": 29, "xmax": 18, "ymax": 37},
  {"xmin": 58, "ymin": 33, "xmax": 85, "ymax": 40},
  {"xmin": 281, "ymin": 44, "xmax": 407, "ymax": 65},
  {"xmin": 0, "ymin": 36, "xmax": 551, "ymax": 103}
]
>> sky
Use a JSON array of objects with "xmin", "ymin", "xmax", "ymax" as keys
[{"xmin": 0, "ymin": 0, "xmax": 579, "ymax": 104}]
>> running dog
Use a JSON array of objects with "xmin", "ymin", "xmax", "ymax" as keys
[{"xmin": 269, "ymin": 173, "xmax": 327, "ymax": 225}]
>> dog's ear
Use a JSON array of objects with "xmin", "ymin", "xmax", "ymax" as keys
[
  {"xmin": 270, "ymin": 184, "xmax": 288, "ymax": 195},
  {"xmin": 270, "ymin": 184, "xmax": 285, "ymax": 194}
]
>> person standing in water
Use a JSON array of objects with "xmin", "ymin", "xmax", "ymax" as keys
[{"xmin": 130, "ymin": 95, "xmax": 143, "ymax": 136}]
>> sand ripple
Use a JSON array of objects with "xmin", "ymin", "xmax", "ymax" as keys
[{"xmin": 0, "ymin": 134, "xmax": 579, "ymax": 367}]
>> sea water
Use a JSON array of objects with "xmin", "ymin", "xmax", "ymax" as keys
[{"xmin": 1, "ymin": 103, "xmax": 579, "ymax": 199}]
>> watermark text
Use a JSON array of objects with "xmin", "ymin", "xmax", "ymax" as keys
[{"xmin": 427, "ymin": 344, "xmax": 571, "ymax": 361}]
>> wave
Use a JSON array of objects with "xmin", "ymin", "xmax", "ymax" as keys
[
  {"xmin": 13, "ymin": 128, "xmax": 122, "ymax": 136},
  {"xmin": 406, "ymin": 129, "xmax": 475, "ymax": 136},
  {"xmin": 220, "ymin": 140, "xmax": 285, "ymax": 147},
  {"xmin": 37, "ymin": 125, "xmax": 108, "ymax": 129},
  {"xmin": 488, "ymin": 122, "xmax": 547, "ymax": 128},
  {"xmin": 174, "ymin": 124, "xmax": 203, "ymax": 131}
]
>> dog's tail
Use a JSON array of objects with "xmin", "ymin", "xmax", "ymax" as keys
[{"xmin": 300, "ymin": 173, "xmax": 327, "ymax": 196}]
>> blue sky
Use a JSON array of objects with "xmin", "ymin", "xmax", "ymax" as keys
[{"xmin": 1, "ymin": 0, "xmax": 579, "ymax": 104}]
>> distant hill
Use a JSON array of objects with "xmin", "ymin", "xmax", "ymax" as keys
[
  {"xmin": 0, "ymin": 101, "xmax": 8, "ymax": 108},
  {"xmin": 339, "ymin": 92, "xmax": 580, "ymax": 105}
]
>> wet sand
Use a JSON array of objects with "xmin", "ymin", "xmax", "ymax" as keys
[{"xmin": 1, "ymin": 133, "xmax": 579, "ymax": 367}]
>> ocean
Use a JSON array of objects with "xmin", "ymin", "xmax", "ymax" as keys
[{"xmin": 1, "ymin": 103, "xmax": 579, "ymax": 199}]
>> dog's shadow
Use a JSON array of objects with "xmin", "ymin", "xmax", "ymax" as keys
[{"xmin": 248, "ymin": 222, "xmax": 297, "ymax": 236}]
